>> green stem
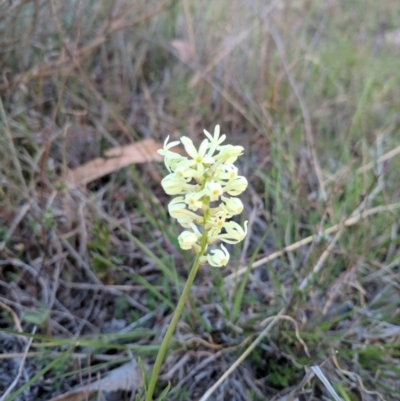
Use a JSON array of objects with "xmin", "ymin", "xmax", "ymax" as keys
[{"xmin": 145, "ymin": 232, "xmax": 208, "ymax": 401}]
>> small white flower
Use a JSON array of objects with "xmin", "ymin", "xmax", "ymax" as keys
[
  {"xmin": 204, "ymin": 125, "xmax": 226, "ymax": 157},
  {"xmin": 224, "ymin": 220, "xmax": 248, "ymax": 240},
  {"xmin": 221, "ymin": 196, "xmax": 243, "ymax": 215},
  {"xmin": 178, "ymin": 231, "xmax": 199, "ymax": 250},
  {"xmin": 180, "ymin": 136, "xmax": 214, "ymax": 175},
  {"xmin": 174, "ymin": 165, "xmax": 197, "ymax": 182},
  {"xmin": 208, "ymin": 225, "xmax": 222, "ymax": 238},
  {"xmin": 223, "ymin": 176, "xmax": 248, "ymax": 196},
  {"xmin": 180, "ymin": 136, "xmax": 207, "ymax": 160},
  {"xmin": 205, "ymin": 181, "xmax": 223, "ymax": 202},
  {"xmin": 157, "ymin": 136, "xmax": 186, "ymax": 172},
  {"xmin": 214, "ymin": 144, "xmax": 244, "ymax": 164},
  {"xmin": 207, "ymin": 244, "xmax": 230, "ymax": 267},
  {"xmin": 190, "ymin": 223, "xmax": 207, "ymax": 254},
  {"xmin": 168, "ymin": 196, "xmax": 186, "ymax": 212},
  {"xmin": 168, "ymin": 197, "xmax": 202, "ymax": 227},
  {"xmin": 210, "ymin": 220, "xmax": 248, "ymax": 244},
  {"xmin": 206, "ymin": 211, "xmax": 226, "ymax": 230},
  {"xmin": 185, "ymin": 191, "xmax": 204, "ymax": 211},
  {"xmin": 167, "ymin": 157, "xmax": 186, "ymax": 172},
  {"xmin": 161, "ymin": 174, "xmax": 185, "ymax": 195},
  {"xmin": 157, "ymin": 136, "xmax": 180, "ymax": 158},
  {"xmin": 215, "ymin": 164, "xmax": 238, "ymax": 182}
]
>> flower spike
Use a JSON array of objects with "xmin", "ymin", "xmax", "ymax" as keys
[{"xmin": 159, "ymin": 125, "xmax": 248, "ymax": 266}]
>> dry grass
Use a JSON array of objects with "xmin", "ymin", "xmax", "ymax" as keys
[{"xmin": 1, "ymin": 0, "xmax": 400, "ymax": 400}]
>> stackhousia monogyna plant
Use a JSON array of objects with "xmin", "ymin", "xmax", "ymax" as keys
[{"xmin": 145, "ymin": 125, "xmax": 247, "ymax": 400}]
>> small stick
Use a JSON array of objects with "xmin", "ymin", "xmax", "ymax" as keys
[
  {"xmin": 0, "ymin": 328, "xmax": 36, "ymax": 401},
  {"xmin": 225, "ymin": 202, "xmax": 400, "ymax": 283}
]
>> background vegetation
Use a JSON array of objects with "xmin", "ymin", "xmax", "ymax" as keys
[{"xmin": 1, "ymin": 0, "xmax": 400, "ymax": 400}]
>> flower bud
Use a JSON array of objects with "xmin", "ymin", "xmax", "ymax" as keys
[
  {"xmin": 178, "ymin": 231, "xmax": 199, "ymax": 250},
  {"xmin": 224, "ymin": 176, "xmax": 248, "ymax": 196},
  {"xmin": 199, "ymin": 255, "xmax": 208, "ymax": 265},
  {"xmin": 206, "ymin": 244, "xmax": 230, "ymax": 267},
  {"xmin": 161, "ymin": 174, "xmax": 186, "ymax": 195},
  {"xmin": 221, "ymin": 196, "xmax": 243, "ymax": 215},
  {"xmin": 214, "ymin": 145, "xmax": 244, "ymax": 164}
]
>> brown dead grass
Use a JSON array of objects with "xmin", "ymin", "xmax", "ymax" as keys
[{"xmin": 1, "ymin": 1, "xmax": 400, "ymax": 400}]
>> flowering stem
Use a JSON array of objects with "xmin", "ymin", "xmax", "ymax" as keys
[
  {"xmin": 151, "ymin": 125, "xmax": 248, "ymax": 399},
  {"xmin": 145, "ymin": 231, "xmax": 208, "ymax": 401}
]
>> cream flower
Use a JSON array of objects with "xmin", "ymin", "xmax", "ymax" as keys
[
  {"xmin": 221, "ymin": 196, "xmax": 243, "ymax": 215},
  {"xmin": 167, "ymin": 196, "xmax": 186, "ymax": 213},
  {"xmin": 157, "ymin": 136, "xmax": 186, "ymax": 172},
  {"xmin": 207, "ymin": 244, "xmax": 230, "ymax": 267},
  {"xmin": 178, "ymin": 231, "xmax": 199, "ymax": 250},
  {"xmin": 205, "ymin": 211, "xmax": 227, "ymax": 233},
  {"xmin": 159, "ymin": 125, "xmax": 247, "ymax": 260},
  {"xmin": 168, "ymin": 197, "xmax": 202, "ymax": 227},
  {"xmin": 185, "ymin": 192, "xmax": 204, "ymax": 211},
  {"xmin": 204, "ymin": 125, "xmax": 226, "ymax": 157},
  {"xmin": 223, "ymin": 176, "xmax": 248, "ymax": 196},
  {"xmin": 214, "ymin": 144, "xmax": 244, "ymax": 164},
  {"xmin": 157, "ymin": 136, "xmax": 180, "ymax": 158},
  {"xmin": 215, "ymin": 164, "xmax": 238, "ymax": 182},
  {"xmin": 175, "ymin": 165, "xmax": 197, "ymax": 182},
  {"xmin": 209, "ymin": 220, "xmax": 248, "ymax": 244},
  {"xmin": 205, "ymin": 181, "xmax": 223, "ymax": 202},
  {"xmin": 180, "ymin": 136, "xmax": 214, "ymax": 175},
  {"xmin": 161, "ymin": 174, "xmax": 198, "ymax": 195},
  {"xmin": 161, "ymin": 175, "xmax": 186, "ymax": 195}
]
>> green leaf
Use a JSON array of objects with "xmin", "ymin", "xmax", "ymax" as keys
[
  {"xmin": 155, "ymin": 382, "xmax": 171, "ymax": 401},
  {"xmin": 23, "ymin": 309, "xmax": 50, "ymax": 325},
  {"xmin": 138, "ymin": 356, "xmax": 149, "ymax": 390}
]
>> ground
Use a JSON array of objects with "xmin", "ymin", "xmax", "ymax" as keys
[{"xmin": 1, "ymin": 0, "xmax": 400, "ymax": 400}]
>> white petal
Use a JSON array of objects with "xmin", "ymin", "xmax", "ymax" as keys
[
  {"xmin": 161, "ymin": 175, "xmax": 185, "ymax": 195},
  {"xmin": 206, "ymin": 244, "xmax": 230, "ymax": 267},
  {"xmin": 181, "ymin": 136, "xmax": 198, "ymax": 159},
  {"xmin": 203, "ymin": 129, "xmax": 213, "ymax": 142},
  {"xmin": 225, "ymin": 176, "xmax": 248, "ymax": 196},
  {"xmin": 213, "ymin": 125, "xmax": 220, "ymax": 140},
  {"xmin": 168, "ymin": 196, "xmax": 186, "ymax": 212},
  {"xmin": 206, "ymin": 181, "xmax": 223, "ymax": 201},
  {"xmin": 198, "ymin": 139, "xmax": 210, "ymax": 157},
  {"xmin": 221, "ymin": 196, "xmax": 243, "ymax": 215},
  {"xmin": 178, "ymin": 231, "xmax": 198, "ymax": 250}
]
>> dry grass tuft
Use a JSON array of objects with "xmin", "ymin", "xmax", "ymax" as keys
[{"xmin": 1, "ymin": 0, "xmax": 400, "ymax": 400}]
